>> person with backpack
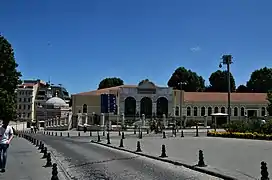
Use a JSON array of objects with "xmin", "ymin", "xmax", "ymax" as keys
[{"xmin": 0, "ymin": 120, "xmax": 14, "ymax": 172}]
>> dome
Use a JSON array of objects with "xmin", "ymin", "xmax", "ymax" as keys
[{"xmin": 46, "ymin": 97, "xmax": 67, "ymax": 107}]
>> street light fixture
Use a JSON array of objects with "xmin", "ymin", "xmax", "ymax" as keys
[{"xmin": 219, "ymin": 55, "xmax": 233, "ymax": 124}]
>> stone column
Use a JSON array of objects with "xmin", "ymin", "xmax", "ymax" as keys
[
  {"xmin": 121, "ymin": 113, "xmax": 125, "ymax": 126},
  {"xmin": 204, "ymin": 115, "xmax": 207, "ymax": 127},
  {"xmin": 142, "ymin": 114, "xmax": 145, "ymax": 126},
  {"xmin": 101, "ymin": 113, "xmax": 105, "ymax": 127},
  {"xmin": 85, "ymin": 113, "xmax": 88, "ymax": 125},
  {"xmin": 163, "ymin": 114, "xmax": 166, "ymax": 127}
]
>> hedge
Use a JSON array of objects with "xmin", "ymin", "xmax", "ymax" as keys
[{"xmin": 207, "ymin": 130, "xmax": 272, "ymax": 140}]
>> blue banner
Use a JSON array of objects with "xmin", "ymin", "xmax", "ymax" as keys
[{"xmin": 100, "ymin": 94, "xmax": 116, "ymax": 113}]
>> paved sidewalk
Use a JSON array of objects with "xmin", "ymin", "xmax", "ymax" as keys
[
  {"xmin": 96, "ymin": 135, "xmax": 270, "ymax": 180},
  {"xmin": 0, "ymin": 137, "xmax": 66, "ymax": 180}
]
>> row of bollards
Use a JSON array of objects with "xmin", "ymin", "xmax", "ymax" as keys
[
  {"xmin": 116, "ymin": 138, "xmax": 270, "ymax": 179},
  {"xmin": 19, "ymin": 133, "xmax": 59, "ymax": 180}
]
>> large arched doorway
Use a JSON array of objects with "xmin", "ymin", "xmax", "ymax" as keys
[
  {"xmin": 140, "ymin": 97, "xmax": 152, "ymax": 117},
  {"xmin": 124, "ymin": 97, "xmax": 136, "ymax": 117},
  {"xmin": 156, "ymin": 97, "xmax": 168, "ymax": 117}
]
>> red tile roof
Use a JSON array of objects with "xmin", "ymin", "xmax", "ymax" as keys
[
  {"xmin": 74, "ymin": 85, "xmax": 137, "ymax": 96},
  {"xmin": 74, "ymin": 85, "xmax": 268, "ymax": 103},
  {"xmin": 184, "ymin": 92, "xmax": 268, "ymax": 103}
]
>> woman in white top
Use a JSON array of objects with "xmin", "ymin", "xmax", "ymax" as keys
[{"xmin": 0, "ymin": 120, "xmax": 14, "ymax": 172}]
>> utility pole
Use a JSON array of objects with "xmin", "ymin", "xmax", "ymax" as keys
[
  {"xmin": 219, "ymin": 55, "xmax": 233, "ymax": 124},
  {"xmin": 179, "ymin": 82, "xmax": 187, "ymax": 128}
]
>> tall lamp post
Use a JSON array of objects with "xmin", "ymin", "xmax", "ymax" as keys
[
  {"xmin": 179, "ymin": 82, "xmax": 187, "ymax": 129},
  {"xmin": 219, "ymin": 55, "xmax": 233, "ymax": 124}
]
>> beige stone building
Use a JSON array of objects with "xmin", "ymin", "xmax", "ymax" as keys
[{"xmin": 71, "ymin": 81, "xmax": 269, "ymax": 128}]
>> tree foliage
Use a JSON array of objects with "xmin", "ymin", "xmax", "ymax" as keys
[
  {"xmin": 167, "ymin": 67, "xmax": 205, "ymax": 92},
  {"xmin": 267, "ymin": 90, "xmax": 272, "ymax": 116},
  {"xmin": 207, "ymin": 70, "xmax": 236, "ymax": 92},
  {"xmin": 0, "ymin": 35, "xmax": 22, "ymax": 121},
  {"xmin": 246, "ymin": 67, "xmax": 272, "ymax": 93},
  {"xmin": 236, "ymin": 85, "xmax": 250, "ymax": 93},
  {"xmin": 98, "ymin": 77, "xmax": 124, "ymax": 89}
]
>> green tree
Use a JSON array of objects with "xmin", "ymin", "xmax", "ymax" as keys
[
  {"xmin": 246, "ymin": 67, "xmax": 272, "ymax": 93},
  {"xmin": 0, "ymin": 35, "xmax": 22, "ymax": 121},
  {"xmin": 207, "ymin": 70, "xmax": 236, "ymax": 92},
  {"xmin": 167, "ymin": 67, "xmax": 205, "ymax": 92},
  {"xmin": 236, "ymin": 85, "xmax": 250, "ymax": 93},
  {"xmin": 98, "ymin": 77, "xmax": 124, "ymax": 89},
  {"xmin": 267, "ymin": 90, "xmax": 272, "ymax": 116}
]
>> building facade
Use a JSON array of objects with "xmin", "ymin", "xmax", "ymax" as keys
[
  {"xmin": 71, "ymin": 80, "xmax": 269, "ymax": 128},
  {"xmin": 16, "ymin": 79, "xmax": 71, "ymax": 128}
]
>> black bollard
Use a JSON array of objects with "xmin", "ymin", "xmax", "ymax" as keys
[
  {"xmin": 139, "ymin": 131, "xmax": 142, "ymax": 139},
  {"xmin": 195, "ymin": 124, "xmax": 199, "ymax": 137},
  {"xmin": 134, "ymin": 129, "xmax": 136, "ymax": 134},
  {"xmin": 60, "ymin": 132, "xmax": 62, "ymax": 137},
  {"xmin": 122, "ymin": 132, "xmax": 125, "ymax": 139},
  {"xmin": 83, "ymin": 126, "xmax": 87, "ymax": 133},
  {"xmin": 119, "ymin": 138, "xmax": 124, "ymax": 148},
  {"xmin": 52, "ymin": 132, "xmax": 54, "ymax": 136},
  {"xmin": 40, "ymin": 144, "xmax": 45, "ymax": 153},
  {"xmin": 38, "ymin": 141, "xmax": 42, "ymax": 149},
  {"xmin": 147, "ymin": 129, "xmax": 149, "ymax": 134},
  {"xmin": 103, "ymin": 131, "xmax": 105, "ymax": 136},
  {"xmin": 55, "ymin": 132, "xmax": 57, "ymax": 136},
  {"xmin": 36, "ymin": 140, "xmax": 39, "ymax": 147},
  {"xmin": 90, "ymin": 131, "xmax": 92, "ymax": 136},
  {"xmin": 45, "ymin": 153, "xmax": 52, "ymax": 167},
  {"xmin": 197, "ymin": 150, "xmax": 206, "ymax": 167},
  {"xmin": 67, "ymin": 132, "xmax": 70, "ymax": 137},
  {"xmin": 181, "ymin": 130, "xmax": 184, "ymax": 137},
  {"xmin": 136, "ymin": 141, "xmax": 142, "ymax": 152},
  {"xmin": 51, "ymin": 163, "xmax": 59, "ymax": 180},
  {"xmin": 159, "ymin": 144, "xmax": 168, "ymax": 158},
  {"xmin": 97, "ymin": 134, "xmax": 101, "ymax": 142},
  {"xmin": 107, "ymin": 133, "xmax": 111, "ymax": 144},
  {"xmin": 78, "ymin": 132, "xmax": 80, "ymax": 136},
  {"xmin": 261, "ymin": 161, "xmax": 269, "ymax": 180},
  {"xmin": 163, "ymin": 131, "xmax": 166, "ymax": 139},
  {"xmin": 42, "ymin": 147, "xmax": 48, "ymax": 158}
]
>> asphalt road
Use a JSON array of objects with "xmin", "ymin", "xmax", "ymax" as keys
[{"xmin": 31, "ymin": 134, "xmax": 220, "ymax": 180}]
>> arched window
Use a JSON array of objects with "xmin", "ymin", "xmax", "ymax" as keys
[
  {"xmin": 208, "ymin": 107, "xmax": 212, "ymax": 116},
  {"xmin": 221, "ymin": 107, "xmax": 225, "ymax": 113},
  {"xmin": 175, "ymin": 106, "xmax": 180, "ymax": 116},
  {"xmin": 234, "ymin": 107, "xmax": 238, "ymax": 116},
  {"xmin": 241, "ymin": 107, "xmax": 245, "ymax": 116},
  {"xmin": 214, "ymin": 107, "xmax": 219, "ymax": 113},
  {"xmin": 193, "ymin": 107, "xmax": 198, "ymax": 116},
  {"xmin": 261, "ymin": 107, "xmax": 266, "ymax": 116},
  {"xmin": 201, "ymin": 107, "xmax": 206, "ymax": 116},
  {"xmin": 82, "ymin": 104, "xmax": 87, "ymax": 113},
  {"xmin": 187, "ymin": 107, "xmax": 191, "ymax": 116}
]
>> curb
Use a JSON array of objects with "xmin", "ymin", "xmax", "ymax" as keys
[
  {"xmin": 48, "ymin": 148, "xmax": 73, "ymax": 180},
  {"xmin": 20, "ymin": 134, "xmax": 73, "ymax": 180},
  {"xmin": 91, "ymin": 141, "xmax": 238, "ymax": 180}
]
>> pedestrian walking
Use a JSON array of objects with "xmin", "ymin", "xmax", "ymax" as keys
[{"xmin": 0, "ymin": 120, "xmax": 14, "ymax": 172}]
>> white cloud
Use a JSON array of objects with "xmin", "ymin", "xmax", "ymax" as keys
[{"xmin": 190, "ymin": 46, "xmax": 201, "ymax": 52}]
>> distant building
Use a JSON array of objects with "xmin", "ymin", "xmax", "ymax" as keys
[
  {"xmin": 16, "ymin": 79, "xmax": 71, "ymax": 128},
  {"xmin": 71, "ymin": 80, "xmax": 269, "ymax": 128}
]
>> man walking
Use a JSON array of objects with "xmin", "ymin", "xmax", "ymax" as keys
[{"xmin": 0, "ymin": 120, "xmax": 14, "ymax": 172}]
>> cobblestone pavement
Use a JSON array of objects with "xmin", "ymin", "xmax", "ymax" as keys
[
  {"xmin": 30, "ymin": 133, "xmax": 222, "ymax": 180},
  {"xmin": 0, "ymin": 137, "xmax": 66, "ymax": 180},
  {"xmin": 97, "ymin": 135, "xmax": 271, "ymax": 180}
]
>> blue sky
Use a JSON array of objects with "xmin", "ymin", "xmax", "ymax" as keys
[{"xmin": 1, "ymin": 0, "xmax": 272, "ymax": 94}]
